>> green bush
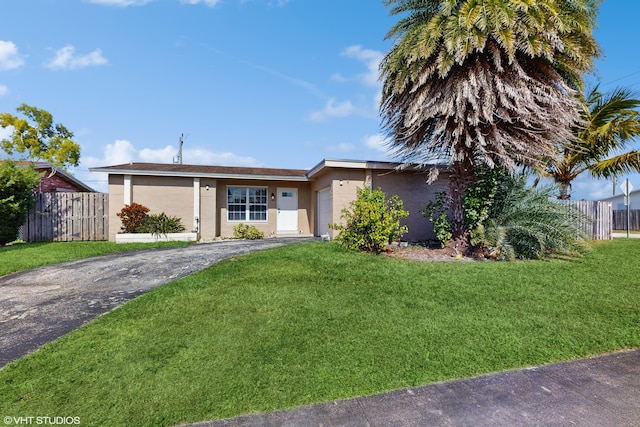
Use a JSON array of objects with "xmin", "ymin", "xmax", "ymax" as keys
[
  {"xmin": 421, "ymin": 191, "xmax": 452, "ymax": 247},
  {"xmin": 233, "ymin": 223, "xmax": 264, "ymax": 240},
  {"xmin": 0, "ymin": 160, "xmax": 41, "ymax": 245},
  {"xmin": 330, "ymin": 187, "xmax": 408, "ymax": 253},
  {"xmin": 471, "ymin": 175, "xmax": 590, "ymax": 259},
  {"xmin": 140, "ymin": 212, "xmax": 185, "ymax": 236}
]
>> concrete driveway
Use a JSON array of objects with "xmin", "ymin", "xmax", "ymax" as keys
[{"xmin": 0, "ymin": 237, "xmax": 317, "ymax": 368}]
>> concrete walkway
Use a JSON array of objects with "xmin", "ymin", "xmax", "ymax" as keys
[{"xmin": 187, "ymin": 348, "xmax": 640, "ymax": 427}]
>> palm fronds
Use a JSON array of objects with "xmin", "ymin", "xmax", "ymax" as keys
[{"xmin": 472, "ymin": 175, "xmax": 590, "ymax": 259}]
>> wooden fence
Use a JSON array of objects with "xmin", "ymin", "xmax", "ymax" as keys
[
  {"xmin": 563, "ymin": 200, "xmax": 612, "ymax": 240},
  {"xmin": 612, "ymin": 210, "xmax": 640, "ymax": 231},
  {"xmin": 21, "ymin": 192, "xmax": 109, "ymax": 242}
]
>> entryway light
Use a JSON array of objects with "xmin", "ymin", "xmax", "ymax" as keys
[
  {"xmin": 339, "ymin": 179, "xmax": 343, "ymax": 186},
  {"xmin": 271, "ymin": 192, "xmax": 275, "ymax": 200},
  {"xmin": 205, "ymin": 185, "xmax": 210, "ymax": 191}
]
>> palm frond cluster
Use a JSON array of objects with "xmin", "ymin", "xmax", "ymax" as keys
[
  {"xmin": 380, "ymin": 0, "xmax": 600, "ymax": 240},
  {"xmin": 381, "ymin": 0, "xmax": 598, "ymax": 174},
  {"xmin": 545, "ymin": 85, "xmax": 640, "ymax": 198}
]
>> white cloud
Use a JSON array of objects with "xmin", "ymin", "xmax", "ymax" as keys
[
  {"xmin": 45, "ymin": 45, "xmax": 108, "ymax": 70},
  {"xmin": 327, "ymin": 142, "xmax": 356, "ymax": 153},
  {"xmin": 267, "ymin": 0, "xmax": 291, "ymax": 6},
  {"xmin": 309, "ymin": 98, "xmax": 355, "ymax": 122},
  {"xmin": 573, "ymin": 175, "xmax": 618, "ymax": 201},
  {"xmin": 340, "ymin": 45, "xmax": 383, "ymax": 87},
  {"xmin": 362, "ymin": 134, "xmax": 389, "ymax": 153},
  {"xmin": 86, "ymin": 0, "xmax": 154, "ymax": 6},
  {"xmin": 77, "ymin": 139, "xmax": 260, "ymax": 192},
  {"xmin": 180, "ymin": 0, "xmax": 222, "ymax": 6},
  {"xmin": 0, "ymin": 85, "xmax": 8, "ymax": 97},
  {"xmin": 0, "ymin": 41, "xmax": 24, "ymax": 71}
]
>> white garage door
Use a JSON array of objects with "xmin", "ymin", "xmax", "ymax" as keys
[{"xmin": 317, "ymin": 188, "xmax": 331, "ymax": 237}]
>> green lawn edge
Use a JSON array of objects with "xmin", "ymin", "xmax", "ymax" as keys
[
  {"xmin": 0, "ymin": 240, "xmax": 638, "ymax": 426},
  {"xmin": 0, "ymin": 241, "xmax": 191, "ymax": 277}
]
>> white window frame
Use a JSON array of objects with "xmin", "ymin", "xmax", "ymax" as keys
[{"xmin": 227, "ymin": 186, "xmax": 268, "ymax": 222}]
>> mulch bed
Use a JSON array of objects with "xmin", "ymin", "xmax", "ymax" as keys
[{"xmin": 384, "ymin": 244, "xmax": 481, "ymax": 262}]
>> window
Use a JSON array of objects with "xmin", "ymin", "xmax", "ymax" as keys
[{"xmin": 227, "ymin": 187, "xmax": 267, "ymax": 222}]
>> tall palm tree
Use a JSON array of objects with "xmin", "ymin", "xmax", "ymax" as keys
[
  {"xmin": 543, "ymin": 85, "xmax": 640, "ymax": 199},
  {"xmin": 379, "ymin": 0, "xmax": 600, "ymax": 246}
]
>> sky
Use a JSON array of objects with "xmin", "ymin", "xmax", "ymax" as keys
[{"xmin": 1, "ymin": 0, "xmax": 639, "ymax": 200}]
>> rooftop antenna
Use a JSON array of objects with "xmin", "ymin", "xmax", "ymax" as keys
[{"xmin": 174, "ymin": 134, "xmax": 186, "ymax": 164}]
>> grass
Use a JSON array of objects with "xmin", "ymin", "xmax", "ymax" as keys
[
  {"xmin": 0, "ymin": 241, "xmax": 191, "ymax": 277},
  {"xmin": 0, "ymin": 240, "xmax": 638, "ymax": 426}
]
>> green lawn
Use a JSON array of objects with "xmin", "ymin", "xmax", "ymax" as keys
[
  {"xmin": 0, "ymin": 241, "xmax": 190, "ymax": 277},
  {"xmin": 0, "ymin": 240, "xmax": 638, "ymax": 426}
]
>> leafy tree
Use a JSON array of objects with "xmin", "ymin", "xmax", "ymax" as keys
[
  {"xmin": 541, "ymin": 85, "xmax": 640, "ymax": 199},
  {"xmin": 330, "ymin": 187, "xmax": 408, "ymax": 253},
  {"xmin": 0, "ymin": 104, "xmax": 80, "ymax": 168},
  {"xmin": 0, "ymin": 160, "xmax": 41, "ymax": 245},
  {"xmin": 380, "ymin": 0, "xmax": 600, "ymax": 247},
  {"xmin": 471, "ymin": 175, "xmax": 590, "ymax": 259}
]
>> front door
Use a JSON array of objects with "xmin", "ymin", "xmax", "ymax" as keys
[{"xmin": 277, "ymin": 188, "xmax": 298, "ymax": 233}]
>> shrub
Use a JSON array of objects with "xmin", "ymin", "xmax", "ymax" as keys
[
  {"xmin": 0, "ymin": 160, "xmax": 41, "ymax": 245},
  {"xmin": 421, "ymin": 191, "xmax": 452, "ymax": 247},
  {"xmin": 140, "ymin": 213, "xmax": 185, "ymax": 236},
  {"xmin": 117, "ymin": 202, "xmax": 149, "ymax": 233},
  {"xmin": 233, "ymin": 223, "xmax": 264, "ymax": 240},
  {"xmin": 330, "ymin": 187, "xmax": 408, "ymax": 253},
  {"xmin": 464, "ymin": 167, "xmax": 505, "ymax": 231},
  {"xmin": 471, "ymin": 175, "xmax": 590, "ymax": 259}
]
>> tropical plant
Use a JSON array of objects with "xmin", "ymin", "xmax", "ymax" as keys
[
  {"xmin": 233, "ymin": 223, "xmax": 264, "ymax": 240},
  {"xmin": 0, "ymin": 160, "xmax": 41, "ymax": 245},
  {"xmin": 379, "ymin": 0, "xmax": 600, "ymax": 247},
  {"xmin": 141, "ymin": 213, "xmax": 185, "ymax": 236},
  {"xmin": 540, "ymin": 85, "xmax": 640, "ymax": 199},
  {"xmin": 0, "ymin": 104, "xmax": 80, "ymax": 168},
  {"xmin": 329, "ymin": 187, "xmax": 408, "ymax": 253},
  {"xmin": 471, "ymin": 175, "xmax": 590, "ymax": 259}
]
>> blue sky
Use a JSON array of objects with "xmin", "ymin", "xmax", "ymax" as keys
[{"xmin": 1, "ymin": 0, "xmax": 639, "ymax": 200}]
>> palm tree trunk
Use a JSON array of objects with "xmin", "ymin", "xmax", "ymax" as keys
[
  {"xmin": 557, "ymin": 182, "xmax": 571, "ymax": 200},
  {"xmin": 448, "ymin": 161, "xmax": 473, "ymax": 249}
]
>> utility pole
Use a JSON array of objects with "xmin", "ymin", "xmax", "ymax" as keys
[{"xmin": 174, "ymin": 134, "xmax": 184, "ymax": 165}]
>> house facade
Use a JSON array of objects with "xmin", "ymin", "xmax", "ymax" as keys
[
  {"xmin": 91, "ymin": 159, "xmax": 449, "ymax": 242},
  {"xmin": 599, "ymin": 187, "xmax": 640, "ymax": 210}
]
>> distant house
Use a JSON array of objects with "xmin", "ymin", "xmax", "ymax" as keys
[
  {"xmin": 90, "ymin": 159, "xmax": 450, "ymax": 242},
  {"xmin": 32, "ymin": 162, "xmax": 95, "ymax": 193},
  {"xmin": 599, "ymin": 187, "xmax": 640, "ymax": 210}
]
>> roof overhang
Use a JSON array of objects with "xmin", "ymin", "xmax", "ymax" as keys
[{"xmin": 89, "ymin": 166, "xmax": 309, "ymax": 182}]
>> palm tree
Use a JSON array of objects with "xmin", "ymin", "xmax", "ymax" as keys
[
  {"xmin": 542, "ymin": 85, "xmax": 640, "ymax": 199},
  {"xmin": 379, "ymin": 0, "xmax": 600, "ymax": 246}
]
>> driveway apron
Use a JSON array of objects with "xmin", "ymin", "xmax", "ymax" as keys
[{"xmin": 0, "ymin": 237, "xmax": 316, "ymax": 368}]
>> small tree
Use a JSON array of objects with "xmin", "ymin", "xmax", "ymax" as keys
[
  {"xmin": 0, "ymin": 160, "xmax": 41, "ymax": 245},
  {"xmin": 330, "ymin": 187, "xmax": 408, "ymax": 253}
]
